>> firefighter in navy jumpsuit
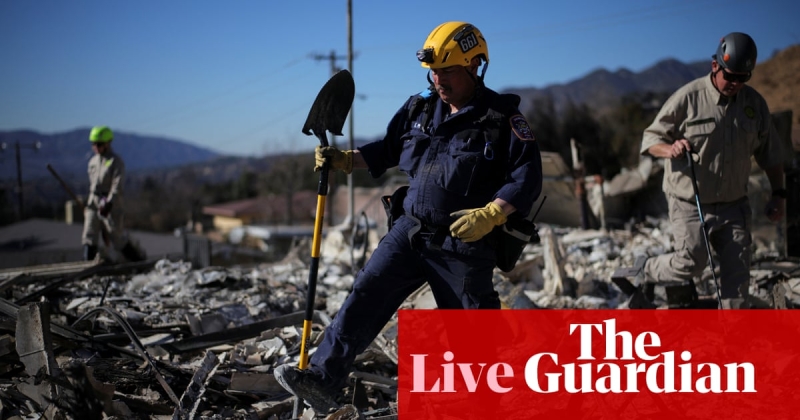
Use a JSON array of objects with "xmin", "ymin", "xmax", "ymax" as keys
[{"xmin": 275, "ymin": 22, "xmax": 543, "ymax": 414}]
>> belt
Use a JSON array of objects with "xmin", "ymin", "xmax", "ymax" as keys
[
  {"xmin": 675, "ymin": 194, "xmax": 747, "ymax": 206},
  {"xmin": 405, "ymin": 214, "xmax": 449, "ymax": 250},
  {"xmin": 419, "ymin": 222, "xmax": 446, "ymax": 234}
]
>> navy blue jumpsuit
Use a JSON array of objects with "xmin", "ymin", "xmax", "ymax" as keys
[{"xmin": 309, "ymin": 86, "xmax": 543, "ymax": 388}]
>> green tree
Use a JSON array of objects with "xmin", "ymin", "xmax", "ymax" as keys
[
  {"xmin": 525, "ymin": 95, "xmax": 564, "ymax": 160},
  {"xmin": 561, "ymin": 102, "xmax": 620, "ymax": 178},
  {"xmin": 600, "ymin": 92, "xmax": 670, "ymax": 169},
  {"xmin": 234, "ymin": 171, "xmax": 259, "ymax": 200}
]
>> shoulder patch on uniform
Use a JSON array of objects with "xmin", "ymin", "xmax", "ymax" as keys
[
  {"xmin": 744, "ymin": 106, "xmax": 755, "ymax": 119},
  {"xmin": 510, "ymin": 114, "xmax": 535, "ymax": 141}
]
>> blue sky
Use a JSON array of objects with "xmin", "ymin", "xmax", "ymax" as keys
[{"xmin": 1, "ymin": 0, "xmax": 798, "ymax": 157}]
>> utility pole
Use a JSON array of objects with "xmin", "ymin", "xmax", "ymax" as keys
[
  {"xmin": 1, "ymin": 140, "xmax": 41, "ymax": 221},
  {"xmin": 347, "ymin": 0, "xmax": 356, "ymax": 269},
  {"xmin": 311, "ymin": 50, "xmax": 348, "ymax": 80}
]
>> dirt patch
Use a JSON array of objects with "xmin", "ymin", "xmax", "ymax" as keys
[{"xmin": 750, "ymin": 44, "xmax": 800, "ymax": 150}]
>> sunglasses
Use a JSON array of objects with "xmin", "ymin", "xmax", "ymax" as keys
[{"xmin": 720, "ymin": 69, "xmax": 751, "ymax": 83}]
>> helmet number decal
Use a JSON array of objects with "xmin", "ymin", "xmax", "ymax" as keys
[{"xmin": 458, "ymin": 32, "xmax": 478, "ymax": 53}]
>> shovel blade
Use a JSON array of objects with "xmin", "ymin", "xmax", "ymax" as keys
[{"xmin": 302, "ymin": 69, "xmax": 355, "ymax": 146}]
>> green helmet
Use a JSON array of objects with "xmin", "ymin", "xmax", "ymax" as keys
[
  {"xmin": 89, "ymin": 126, "xmax": 114, "ymax": 143},
  {"xmin": 713, "ymin": 32, "xmax": 757, "ymax": 73}
]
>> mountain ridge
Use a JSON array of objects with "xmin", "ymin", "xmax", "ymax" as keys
[
  {"xmin": 502, "ymin": 58, "xmax": 710, "ymax": 117},
  {"xmin": 3, "ymin": 45, "xmax": 797, "ymax": 184},
  {"xmin": 0, "ymin": 128, "xmax": 221, "ymax": 182}
]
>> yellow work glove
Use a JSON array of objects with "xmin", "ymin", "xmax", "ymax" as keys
[
  {"xmin": 449, "ymin": 202, "xmax": 507, "ymax": 243},
  {"xmin": 314, "ymin": 145, "xmax": 353, "ymax": 174}
]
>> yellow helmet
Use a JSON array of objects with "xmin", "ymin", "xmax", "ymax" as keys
[{"xmin": 417, "ymin": 22, "xmax": 488, "ymax": 69}]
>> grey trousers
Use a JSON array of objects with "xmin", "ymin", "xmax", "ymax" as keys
[
  {"xmin": 644, "ymin": 195, "xmax": 752, "ymax": 299},
  {"xmin": 82, "ymin": 207, "xmax": 129, "ymax": 251}
]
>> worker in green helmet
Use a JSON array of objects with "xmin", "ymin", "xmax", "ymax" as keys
[{"xmin": 82, "ymin": 125, "xmax": 146, "ymax": 262}]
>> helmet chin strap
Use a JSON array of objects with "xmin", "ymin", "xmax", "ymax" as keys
[
  {"xmin": 710, "ymin": 61, "xmax": 726, "ymax": 95},
  {"xmin": 465, "ymin": 61, "xmax": 487, "ymax": 90}
]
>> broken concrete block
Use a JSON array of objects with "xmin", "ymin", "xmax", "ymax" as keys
[
  {"xmin": 15, "ymin": 302, "xmax": 59, "ymax": 377},
  {"xmin": 250, "ymin": 399, "xmax": 295, "ymax": 418},
  {"xmin": 230, "ymin": 372, "xmax": 286, "ymax": 394},
  {"xmin": 13, "ymin": 303, "xmax": 63, "ymax": 413},
  {"xmin": 0, "ymin": 334, "xmax": 14, "ymax": 357}
]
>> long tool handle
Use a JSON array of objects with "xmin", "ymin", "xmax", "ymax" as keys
[
  {"xmin": 686, "ymin": 150, "xmax": 723, "ymax": 309},
  {"xmin": 47, "ymin": 163, "xmax": 85, "ymax": 210},
  {"xmin": 48, "ymin": 162, "xmax": 110, "ymax": 247},
  {"xmin": 298, "ymin": 157, "xmax": 330, "ymax": 369}
]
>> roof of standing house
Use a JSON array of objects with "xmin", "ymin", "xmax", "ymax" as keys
[
  {"xmin": 0, "ymin": 218, "xmax": 184, "ymax": 269},
  {"xmin": 202, "ymin": 191, "xmax": 319, "ymax": 222},
  {"xmin": 202, "ymin": 197, "xmax": 264, "ymax": 218}
]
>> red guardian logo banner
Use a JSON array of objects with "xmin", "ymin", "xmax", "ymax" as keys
[{"xmin": 397, "ymin": 310, "xmax": 800, "ymax": 419}]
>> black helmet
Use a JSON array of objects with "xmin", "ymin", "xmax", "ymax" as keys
[{"xmin": 713, "ymin": 32, "xmax": 757, "ymax": 73}]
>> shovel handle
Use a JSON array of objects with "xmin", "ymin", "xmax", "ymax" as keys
[
  {"xmin": 298, "ymin": 132, "xmax": 331, "ymax": 370},
  {"xmin": 317, "ymin": 132, "xmax": 329, "ymax": 148}
]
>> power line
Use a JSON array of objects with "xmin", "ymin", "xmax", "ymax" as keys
[
  {"xmin": 310, "ymin": 50, "xmax": 350, "ymax": 77},
  {"xmin": 495, "ymin": 0, "xmax": 720, "ymax": 36},
  {"xmin": 132, "ymin": 55, "xmax": 308, "ymax": 130},
  {"xmin": 214, "ymin": 102, "xmax": 310, "ymax": 154},
  {"xmin": 354, "ymin": 0, "xmax": 738, "ymax": 53}
]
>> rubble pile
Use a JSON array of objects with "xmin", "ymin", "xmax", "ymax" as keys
[{"xmin": 0, "ymin": 220, "xmax": 798, "ymax": 419}]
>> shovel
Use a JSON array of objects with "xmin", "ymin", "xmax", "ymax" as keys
[{"xmin": 298, "ymin": 70, "xmax": 355, "ymax": 370}]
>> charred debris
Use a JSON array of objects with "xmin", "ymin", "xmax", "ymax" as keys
[{"xmin": 1, "ymin": 217, "xmax": 798, "ymax": 419}]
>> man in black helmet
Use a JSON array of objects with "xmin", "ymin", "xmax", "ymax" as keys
[{"xmin": 638, "ymin": 32, "xmax": 785, "ymax": 308}]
